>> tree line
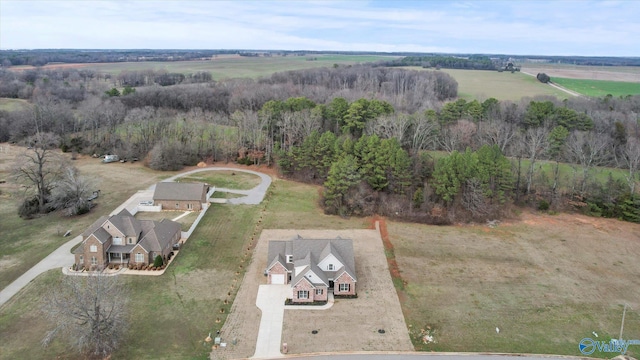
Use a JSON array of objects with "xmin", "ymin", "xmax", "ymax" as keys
[{"xmin": 3, "ymin": 63, "xmax": 640, "ymax": 223}]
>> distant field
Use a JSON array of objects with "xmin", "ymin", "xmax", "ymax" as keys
[
  {"xmin": 11, "ymin": 54, "xmax": 399, "ymax": 80},
  {"xmin": 404, "ymin": 67, "xmax": 567, "ymax": 101},
  {"xmin": 551, "ymin": 77, "xmax": 640, "ymax": 97},
  {"xmin": 521, "ymin": 63, "xmax": 640, "ymax": 83}
]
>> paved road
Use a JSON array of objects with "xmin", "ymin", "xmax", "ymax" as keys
[
  {"xmin": 0, "ymin": 235, "xmax": 82, "ymax": 308},
  {"xmin": 0, "ymin": 166, "xmax": 273, "ymax": 310},
  {"xmin": 164, "ymin": 167, "xmax": 272, "ymax": 205}
]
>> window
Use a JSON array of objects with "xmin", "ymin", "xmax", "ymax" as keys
[
  {"xmin": 298, "ymin": 290, "xmax": 309, "ymax": 299},
  {"xmin": 286, "ymin": 255, "xmax": 293, "ymax": 263},
  {"xmin": 128, "ymin": 237, "xmax": 134, "ymax": 244},
  {"xmin": 187, "ymin": 203, "xmax": 193, "ymax": 210},
  {"xmin": 316, "ymin": 289, "xmax": 323, "ymax": 295},
  {"xmin": 89, "ymin": 245, "xmax": 98, "ymax": 253},
  {"xmin": 328, "ymin": 264, "xmax": 334, "ymax": 270},
  {"xmin": 79, "ymin": 255, "xmax": 83, "ymax": 264},
  {"xmin": 339, "ymin": 283, "xmax": 350, "ymax": 292},
  {"xmin": 113, "ymin": 237, "xmax": 123, "ymax": 245},
  {"xmin": 135, "ymin": 253, "xmax": 144, "ymax": 263},
  {"xmin": 175, "ymin": 203, "xmax": 179, "ymax": 209},
  {"xmin": 90, "ymin": 256, "xmax": 97, "ymax": 265}
]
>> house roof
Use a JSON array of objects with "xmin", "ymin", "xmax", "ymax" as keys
[
  {"xmin": 108, "ymin": 209, "xmax": 142, "ymax": 237},
  {"xmin": 137, "ymin": 219, "xmax": 181, "ymax": 252},
  {"xmin": 153, "ymin": 182, "xmax": 207, "ymax": 202},
  {"xmin": 267, "ymin": 236, "xmax": 356, "ymax": 283},
  {"xmin": 267, "ymin": 240, "xmax": 292, "ymax": 272},
  {"xmin": 80, "ymin": 209, "xmax": 180, "ymax": 257}
]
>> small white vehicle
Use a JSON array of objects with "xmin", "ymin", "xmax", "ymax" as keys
[{"xmin": 138, "ymin": 200, "xmax": 154, "ymax": 206}]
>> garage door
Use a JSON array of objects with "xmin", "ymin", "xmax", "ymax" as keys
[{"xmin": 271, "ymin": 274, "xmax": 285, "ymax": 284}]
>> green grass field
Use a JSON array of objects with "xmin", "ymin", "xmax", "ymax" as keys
[
  {"xmin": 551, "ymin": 77, "xmax": 640, "ymax": 97},
  {"xmin": 23, "ymin": 54, "xmax": 398, "ymax": 80},
  {"xmin": 403, "ymin": 67, "xmax": 568, "ymax": 101},
  {"xmin": 179, "ymin": 170, "xmax": 262, "ymax": 190},
  {"xmin": 0, "ymin": 98, "xmax": 30, "ymax": 112}
]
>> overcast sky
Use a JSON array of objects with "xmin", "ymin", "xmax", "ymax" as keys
[{"xmin": 1, "ymin": 0, "xmax": 638, "ymax": 56}]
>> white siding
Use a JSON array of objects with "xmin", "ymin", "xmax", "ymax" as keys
[{"xmin": 318, "ymin": 254, "xmax": 343, "ymax": 272}]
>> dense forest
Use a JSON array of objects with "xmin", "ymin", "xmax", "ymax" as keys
[
  {"xmin": 384, "ymin": 55, "xmax": 498, "ymax": 70},
  {"xmin": 2, "ymin": 62, "xmax": 640, "ymax": 223}
]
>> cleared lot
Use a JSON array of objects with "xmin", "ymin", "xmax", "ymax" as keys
[{"xmin": 213, "ymin": 228, "xmax": 412, "ymax": 359}]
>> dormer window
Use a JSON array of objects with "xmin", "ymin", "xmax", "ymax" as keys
[
  {"xmin": 328, "ymin": 264, "xmax": 334, "ymax": 270},
  {"xmin": 286, "ymin": 255, "xmax": 293, "ymax": 263}
]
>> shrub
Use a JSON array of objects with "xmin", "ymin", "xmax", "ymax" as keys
[
  {"xmin": 537, "ymin": 199, "xmax": 550, "ymax": 211},
  {"xmin": 153, "ymin": 255, "xmax": 164, "ymax": 268},
  {"xmin": 536, "ymin": 73, "xmax": 551, "ymax": 83}
]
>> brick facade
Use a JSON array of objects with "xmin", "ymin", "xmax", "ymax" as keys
[
  {"xmin": 155, "ymin": 200, "xmax": 203, "ymax": 211},
  {"xmin": 292, "ymin": 278, "xmax": 315, "ymax": 303},
  {"xmin": 334, "ymin": 271, "xmax": 357, "ymax": 296},
  {"xmin": 267, "ymin": 262, "xmax": 289, "ymax": 284}
]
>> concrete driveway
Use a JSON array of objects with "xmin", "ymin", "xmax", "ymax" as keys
[
  {"xmin": 164, "ymin": 167, "xmax": 272, "ymax": 205},
  {"xmin": 253, "ymin": 284, "xmax": 290, "ymax": 359},
  {"xmin": 0, "ymin": 235, "xmax": 82, "ymax": 308}
]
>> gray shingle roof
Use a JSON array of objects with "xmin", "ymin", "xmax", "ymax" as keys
[
  {"xmin": 137, "ymin": 219, "xmax": 181, "ymax": 252},
  {"xmin": 153, "ymin": 182, "xmax": 207, "ymax": 202},
  {"xmin": 267, "ymin": 236, "xmax": 356, "ymax": 284}
]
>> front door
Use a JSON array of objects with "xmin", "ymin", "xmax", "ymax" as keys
[{"xmin": 329, "ymin": 280, "xmax": 334, "ymax": 289}]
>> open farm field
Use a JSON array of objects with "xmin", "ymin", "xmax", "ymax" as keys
[
  {"xmin": 391, "ymin": 211, "xmax": 640, "ymax": 357},
  {"xmin": 10, "ymin": 54, "xmax": 399, "ymax": 80},
  {"xmin": 521, "ymin": 63, "xmax": 640, "ymax": 83},
  {"xmin": 551, "ymin": 77, "xmax": 640, "ymax": 97},
  {"xmin": 405, "ymin": 67, "xmax": 567, "ymax": 101}
]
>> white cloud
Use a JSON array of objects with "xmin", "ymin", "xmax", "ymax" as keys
[{"xmin": 0, "ymin": 0, "xmax": 638, "ymax": 56}]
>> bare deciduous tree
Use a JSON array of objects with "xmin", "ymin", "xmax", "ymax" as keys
[
  {"xmin": 523, "ymin": 126, "xmax": 549, "ymax": 195},
  {"xmin": 49, "ymin": 166, "xmax": 96, "ymax": 216},
  {"xmin": 566, "ymin": 130, "xmax": 611, "ymax": 194},
  {"xmin": 620, "ymin": 137, "xmax": 640, "ymax": 193},
  {"xmin": 42, "ymin": 273, "xmax": 128, "ymax": 358},
  {"xmin": 11, "ymin": 132, "xmax": 66, "ymax": 214}
]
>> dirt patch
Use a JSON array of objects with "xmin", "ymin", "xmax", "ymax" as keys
[
  {"xmin": 391, "ymin": 209, "xmax": 640, "ymax": 354},
  {"xmin": 212, "ymin": 227, "xmax": 412, "ymax": 359}
]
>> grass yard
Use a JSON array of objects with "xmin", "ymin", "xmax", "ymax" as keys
[
  {"xmin": 390, "ymin": 212, "xmax": 640, "ymax": 357},
  {"xmin": 261, "ymin": 179, "xmax": 368, "ymax": 230},
  {"xmin": 135, "ymin": 210, "xmax": 199, "ymax": 232},
  {"xmin": 551, "ymin": 77, "xmax": 640, "ymax": 97},
  {"xmin": 179, "ymin": 170, "xmax": 262, "ymax": 190},
  {"xmin": 13, "ymin": 54, "xmax": 398, "ymax": 80},
  {"xmin": 403, "ymin": 67, "xmax": 567, "ymax": 101},
  {"xmin": 0, "ymin": 98, "xmax": 30, "ymax": 112},
  {"xmin": 0, "ymin": 149, "xmax": 179, "ymax": 290}
]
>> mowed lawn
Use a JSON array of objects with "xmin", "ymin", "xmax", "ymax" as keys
[
  {"xmin": 0, "ymin": 150, "xmax": 178, "ymax": 290},
  {"xmin": 180, "ymin": 170, "xmax": 262, "ymax": 190},
  {"xmin": 551, "ymin": 77, "xmax": 640, "ymax": 97},
  {"xmin": 15, "ymin": 54, "xmax": 399, "ymax": 80},
  {"xmin": 391, "ymin": 213, "xmax": 640, "ymax": 357},
  {"xmin": 0, "ymin": 98, "xmax": 30, "ymax": 111}
]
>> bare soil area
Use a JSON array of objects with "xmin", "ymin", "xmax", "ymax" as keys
[
  {"xmin": 212, "ymin": 227, "xmax": 412, "ymax": 359},
  {"xmin": 391, "ymin": 210, "xmax": 640, "ymax": 356}
]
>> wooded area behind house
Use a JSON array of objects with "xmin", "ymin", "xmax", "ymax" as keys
[{"xmin": 2, "ymin": 56, "xmax": 640, "ymax": 223}]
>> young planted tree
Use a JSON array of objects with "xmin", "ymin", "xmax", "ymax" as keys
[{"xmin": 42, "ymin": 274, "xmax": 128, "ymax": 358}]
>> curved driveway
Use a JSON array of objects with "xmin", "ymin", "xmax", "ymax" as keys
[{"xmin": 0, "ymin": 166, "xmax": 272, "ymax": 310}]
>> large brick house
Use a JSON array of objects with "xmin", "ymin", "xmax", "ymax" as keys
[
  {"xmin": 153, "ymin": 182, "xmax": 209, "ymax": 211},
  {"xmin": 266, "ymin": 236, "xmax": 357, "ymax": 303},
  {"xmin": 73, "ymin": 209, "xmax": 181, "ymax": 270}
]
